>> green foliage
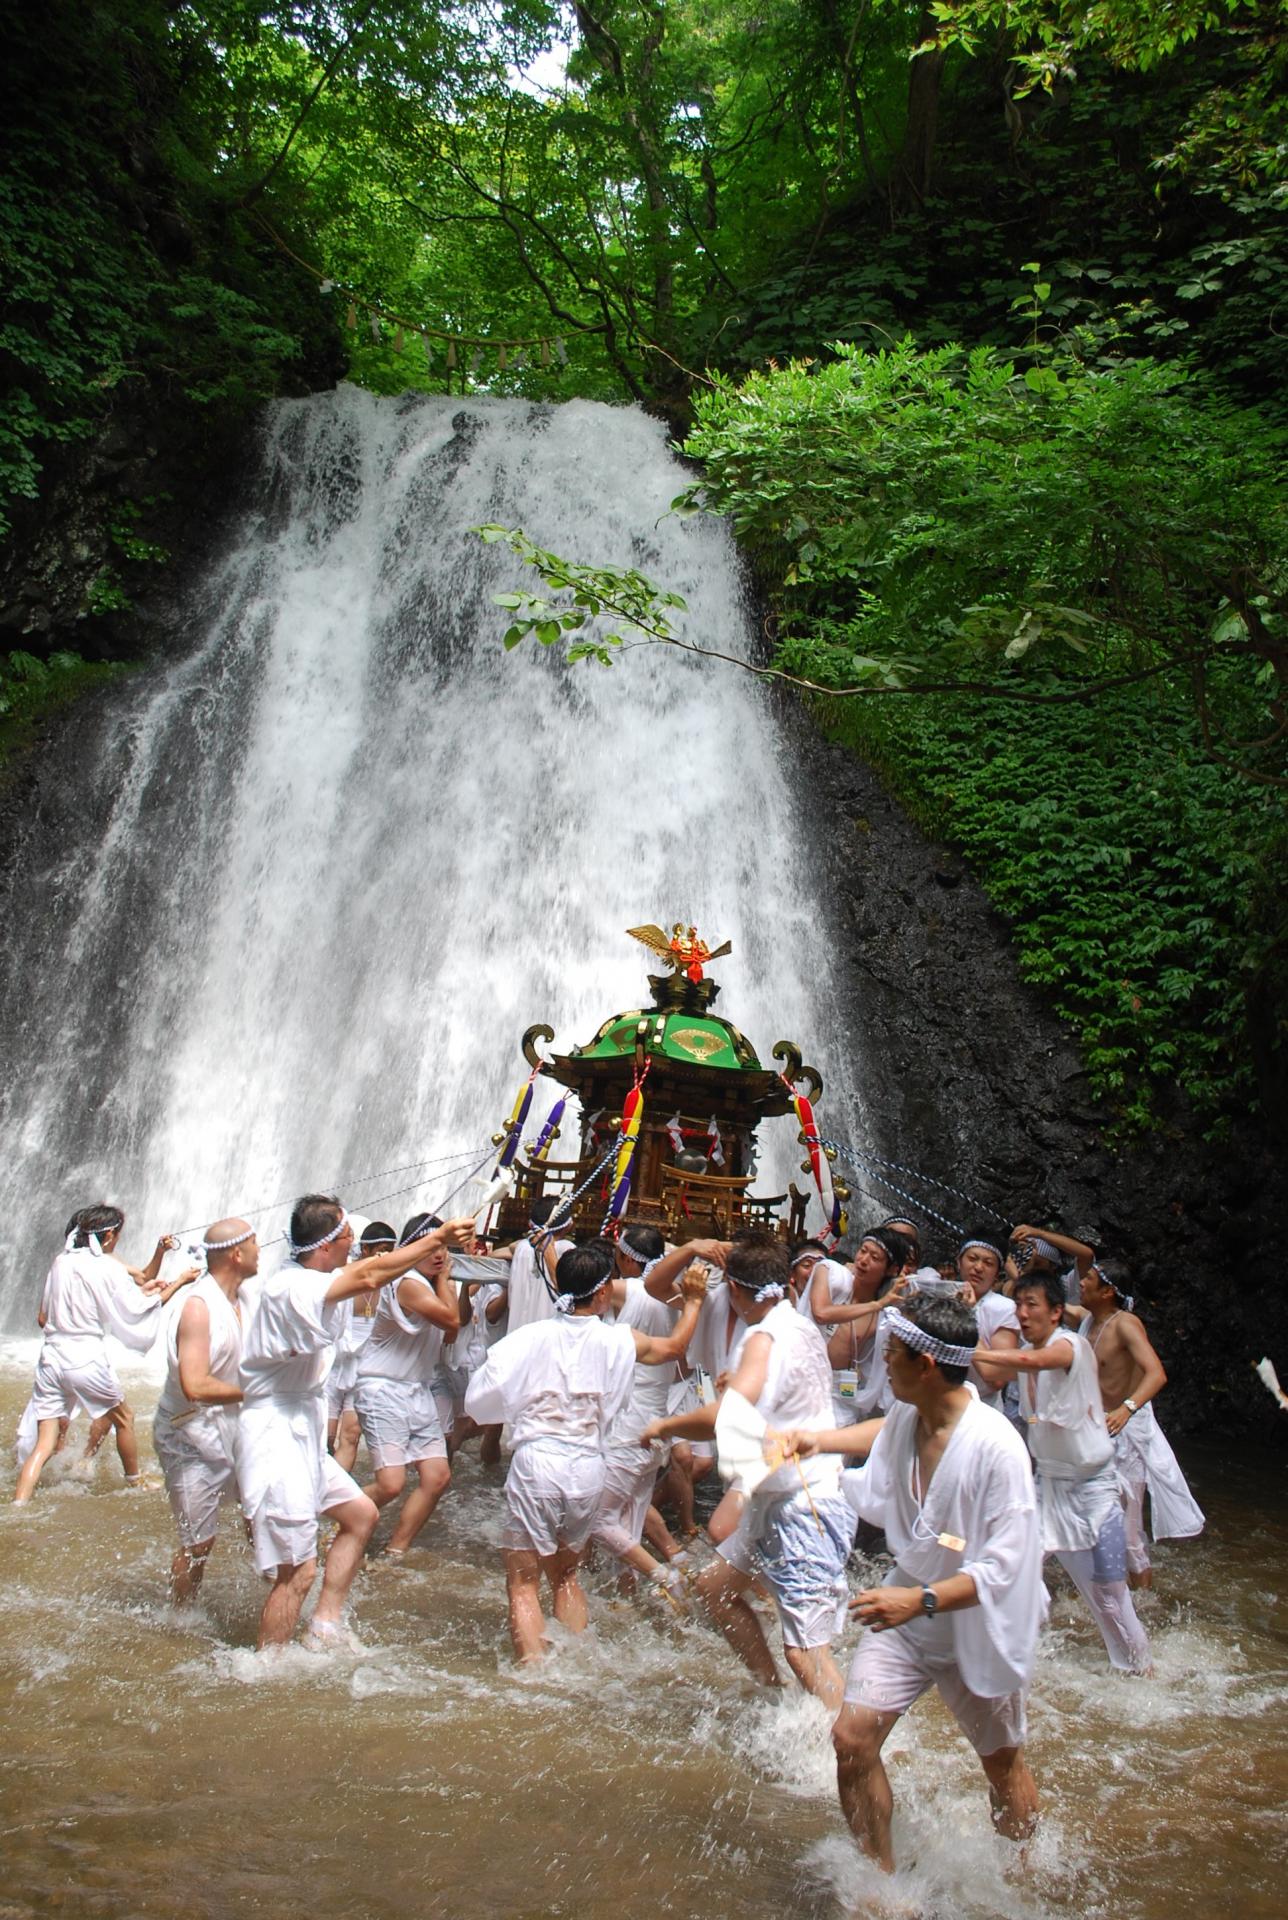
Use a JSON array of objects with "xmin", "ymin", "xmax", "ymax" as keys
[
  {"xmin": 680, "ymin": 339, "xmax": 1288, "ymax": 782},
  {"xmin": 827, "ymin": 678, "xmax": 1286, "ymax": 1131},
  {"xmin": 0, "ymin": 651, "xmax": 134, "ymax": 768}
]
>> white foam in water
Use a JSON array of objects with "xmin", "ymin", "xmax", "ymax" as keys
[{"xmin": 0, "ymin": 387, "xmax": 866, "ymax": 1314}]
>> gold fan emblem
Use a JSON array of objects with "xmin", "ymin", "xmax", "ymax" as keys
[{"xmin": 670, "ymin": 1027, "xmax": 727, "ymax": 1061}]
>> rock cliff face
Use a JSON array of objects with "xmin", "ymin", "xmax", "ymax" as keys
[{"xmin": 800, "ymin": 713, "xmax": 1288, "ymax": 1445}]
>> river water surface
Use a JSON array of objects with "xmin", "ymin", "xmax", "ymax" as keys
[{"xmin": 1, "ymin": 1359, "xmax": 1283, "ymax": 1920}]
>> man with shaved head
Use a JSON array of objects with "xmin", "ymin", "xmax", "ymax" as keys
[{"xmin": 153, "ymin": 1218, "xmax": 258, "ymax": 1605}]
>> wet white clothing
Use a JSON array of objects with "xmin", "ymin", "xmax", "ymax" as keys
[
  {"xmin": 236, "ymin": 1259, "xmax": 362, "ymax": 1572},
  {"xmin": 354, "ymin": 1377, "xmax": 447, "ymax": 1468},
  {"xmin": 357, "ymin": 1275, "xmax": 447, "ymax": 1385},
  {"xmin": 607, "ymin": 1280, "xmax": 678, "ymax": 1445},
  {"xmin": 29, "ymin": 1247, "xmax": 165, "ymax": 1422},
  {"xmin": 465, "ymin": 1313, "xmax": 636, "ymax": 1556},
  {"xmin": 843, "ymin": 1389, "xmax": 1043, "ymax": 1699},
  {"xmin": 325, "ymin": 1295, "xmax": 378, "ymax": 1415},
  {"xmin": 1023, "ymin": 1335, "xmax": 1118, "ymax": 1552},
  {"xmin": 796, "ymin": 1258, "xmax": 853, "ymax": 1327},
  {"xmin": 464, "ymin": 1312, "xmax": 636, "ymax": 1451},
  {"xmin": 505, "ymin": 1236, "xmax": 572, "ymax": 1332},
  {"xmin": 153, "ymin": 1276, "xmax": 244, "ymax": 1546},
  {"xmin": 1115, "ymin": 1399, "xmax": 1205, "ymax": 1568},
  {"xmin": 718, "ymin": 1301, "xmax": 852, "ymax": 1644},
  {"xmin": 968, "ymin": 1288, "xmax": 1020, "ymax": 1410}
]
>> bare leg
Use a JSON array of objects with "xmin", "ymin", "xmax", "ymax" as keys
[
  {"xmin": 258, "ymin": 1559, "xmax": 317, "ymax": 1648},
  {"xmin": 980, "ymin": 1744, "xmax": 1039, "ymax": 1843},
  {"xmin": 784, "ymin": 1642, "xmax": 845, "ymax": 1712},
  {"xmin": 707, "ymin": 1486, "xmax": 745, "ymax": 1546},
  {"xmin": 546, "ymin": 1546, "xmax": 589, "ymax": 1634},
  {"xmin": 643, "ymin": 1503, "xmax": 684, "ymax": 1561},
  {"xmin": 386, "ymin": 1457, "xmax": 451, "ymax": 1552},
  {"xmin": 13, "ymin": 1417, "xmax": 63, "ymax": 1504},
  {"xmin": 311, "ymin": 1491, "xmax": 378, "ymax": 1629},
  {"xmin": 832, "ymin": 1703, "xmax": 900, "ymax": 1873},
  {"xmin": 171, "ymin": 1536, "xmax": 216, "ymax": 1606},
  {"xmin": 106, "ymin": 1402, "xmax": 140, "ymax": 1482},
  {"xmin": 364, "ymin": 1462, "xmax": 408, "ymax": 1514},
  {"xmin": 504, "ymin": 1548, "xmax": 548, "ymax": 1662},
  {"xmin": 81, "ymin": 1412, "xmax": 113, "ymax": 1462},
  {"xmin": 479, "ymin": 1423, "xmax": 503, "ymax": 1467},
  {"xmin": 332, "ymin": 1410, "xmax": 361, "ymax": 1475},
  {"xmin": 655, "ymin": 1452, "xmax": 697, "ymax": 1536},
  {"xmin": 697, "ymin": 1559, "xmax": 784, "ymax": 1688}
]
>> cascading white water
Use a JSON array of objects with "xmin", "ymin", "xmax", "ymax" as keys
[{"xmin": 0, "ymin": 387, "xmax": 862, "ymax": 1318}]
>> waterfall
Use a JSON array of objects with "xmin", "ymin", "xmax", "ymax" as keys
[{"xmin": 0, "ymin": 387, "xmax": 860, "ymax": 1319}]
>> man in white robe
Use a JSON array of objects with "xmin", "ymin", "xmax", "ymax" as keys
[
  {"xmin": 464, "ymin": 1241, "xmax": 706, "ymax": 1663},
  {"xmin": 795, "ymin": 1290, "xmax": 1042, "ymax": 1875},
  {"xmin": 801, "ymin": 1228, "xmax": 910, "ymax": 1422},
  {"xmin": 153, "ymin": 1218, "xmax": 257, "ymax": 1603},
  {"xmin": 237, "ymin": 1194, "xmax": 472, "ymax": 1651},
  {"xmin": 327, "ymin": 1220, "xmax": 394, "ymax": 1472},
  {"xmin": 15, "ymin": 1206, "xmax": 197, "ymax": 1504},
  {"xmin": 499, "ymin": 1196, "xmax": 574, "ymax": 1333},
  {"xmin": 644, "ymin": 1240, "xmax": 859, "ymax": 1710},
  {"xmin": 976, "ymin": 1272, "xmax": 1153, "ymax": 1674},
  {"xmin": 356, "ymin": 1212, "xmax": 461, "ymax": 1558},
  {"xmin": 957, "ymin": 1231, "xmax": 1021, "ymax": 1409}
]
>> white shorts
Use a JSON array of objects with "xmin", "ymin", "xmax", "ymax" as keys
[
  {"xmin": 154, "ymin": 1429, "xmax": 239, "ymax": 1548},
  {"xmin": 844, "ymin": 1629, "xmax": 1027, "ymax": 1756},
  {"xmin": 667, "ymin": 1375, "xmax": 713, "ymax": 1461},
  {"xmin": 719, "ymin": 1487, "xmax": 855, "ymax": 1650},
  {"xmin": 237, "ymin": 1398, "xmax": 364, "ymax": 1576},
  {"xmin": 591, "ymin": 1447, "xmax": 657, "ymax": 1560},
  {"xmin": 355, "ymin": 1378, "xmax": 447, "ymax": 1470},
  {"xmin": 30, "ymin": 1342, "xmax": 123, "ymax": 1421},
  {"xmin": 503, "ymin": 1440, "xmax": 605, "ymax": 1557},
  {"xmin": 325, "ymin": 1354, "xmax": 359, "ymax": 1419},
  {"xmin": 430, "ymin": 1362, "xmax": 471, "ymax": 1433}
]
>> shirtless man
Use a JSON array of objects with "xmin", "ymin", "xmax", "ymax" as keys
[
  {"xmin": 153, "ymin": 1219, "xmax": 257, "ymax": 1604},
  {"xmin": 644, "ymin": 1240, "xmax": 858, "ymax": 1711},
  {"xmin": 791, "ymin": 1291, "xmax": 1042, "ymax": 1875},
  {"xmin": 464, "ymin": 1242, "xmax": 706, "ymax": 1663},
  {"xmin": 1069, "ymin": 1258, "xmax": 1203, "ymax": 1589},
  {"xmin": 237, "ymin": 1195, "xmax": 472, "ymax": 1651},
  {"xmin": 976, "ymin": 1272, "xmax": 1153, "ymax": 1675},
  {"xmin": 15, "ymin": 1206, "xmax": 196, "ymax": 1504}
]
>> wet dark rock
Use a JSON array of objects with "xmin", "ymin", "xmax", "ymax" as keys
[{"xmin": 795, "ymin": 724, "xmax": 1288, "ymax": 1449}]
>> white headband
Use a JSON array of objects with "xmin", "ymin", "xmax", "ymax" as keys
[
  {"xmin": 289, "ymin": 1209, "xmax": 350, "ymax": 1257},
  {"xmin": 959, "ymin": 1238, "xmax": 1003, "ymax": 1263},
  {"xmin": 555, "ymin": 1275, "xmax": 609, "ymax": 1314},
  {"xmin": 1091, "ymin": 1263, "xmax": 1134, "ymax": 1311},
  {"xmin": 885, "ymin": 1306, "xmax": 976, "ymax": 1369},
  {"xmin": 203, "ymin": 1225, "xmax": 256, "ymax": 1253}
]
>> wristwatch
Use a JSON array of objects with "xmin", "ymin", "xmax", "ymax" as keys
[
  {"xmin": 921, "ymin": 1586, "xmax": 939, "ymax": 1616},
  {"xmin": 1123, "ymin": 1398, "xmax": 1139, "ymax": 1415}
]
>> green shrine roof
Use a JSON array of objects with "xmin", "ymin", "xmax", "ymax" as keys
[{"xmin": 575, "ymin": 1007, "xmax": 760, "ymax": 1073}]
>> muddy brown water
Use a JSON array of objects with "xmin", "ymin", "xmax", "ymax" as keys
[{"xmin": 1, "ymin": 1359, "xmax": 1284, "ymax": 1920}]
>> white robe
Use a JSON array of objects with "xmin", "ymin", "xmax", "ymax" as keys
[
  {"xmin": 843, "ymin": 1390, "xmax": 1044, "ymax": 1698},
  {"xmin": 154, "ymin": 1273, "xmax": 243, "ymax": 1472},
  {"xmin": 968, "ymin": 1288, "xmax": 1020, "ymax": 1410},
  {"xmin": 236, "ymin": 1260, "xmax": 355, "ymax": 1568},
  {"xmin": 464, "ymin": 1313, "xmax": 636, "ymax": 1448},
  {"xmin": 1023, "ymin": 1335, "xmax": 1119, "ymax": 1552},
  {"xmin": 504, "ymin": 1236, "xmax": 573, "ymax": 1332}
]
